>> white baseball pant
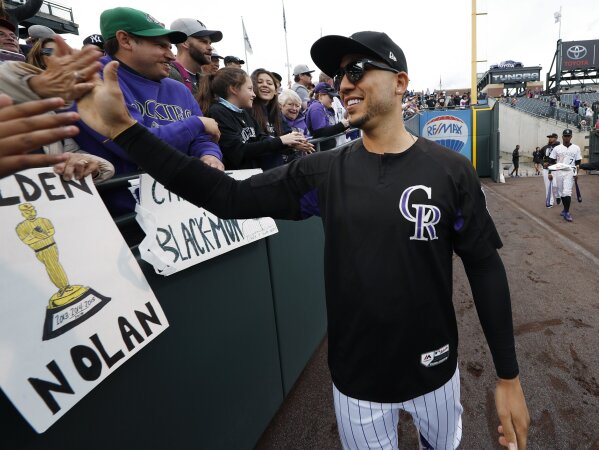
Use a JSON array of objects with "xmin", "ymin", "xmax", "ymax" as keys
[
  {"xmin": 555, "ymin": 168, "xmax": 575, "ymax": 197},
  {"xmin": 542, "ymin": 169, "xmax": 554, "ymax": 206},
  {"xmin": 333, "ymin": 368, "xmax": 463, "ymax": 450}
]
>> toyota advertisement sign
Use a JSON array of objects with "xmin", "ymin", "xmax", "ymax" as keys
[{"xmin": 561, "ymin": 40, "xmax": 598, "ymax": 70}]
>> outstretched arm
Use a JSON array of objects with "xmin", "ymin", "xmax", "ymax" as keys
[
  {"xmin": 77, "ymin": 61, "xmax": 311, "ymax": 219},
  {"xmin": 0, "ymin": 95, "xmax": 79, "ymax": 179},
  {"xmin": 463, "ymin": 251, "xmax": 530, "ymax": 450}
]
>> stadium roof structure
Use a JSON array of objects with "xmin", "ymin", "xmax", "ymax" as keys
[
  {"xmin": 4, "ymin": 0, "xmax": 78, "ymax": 38},
  {"xmin": 477, "ymin": 64, "xmax": 542, "ymax": 96}
]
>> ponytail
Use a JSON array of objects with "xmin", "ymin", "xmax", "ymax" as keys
[{"xmin": 196, "ymin": 68, "xmax": 248, "ymax": 115}]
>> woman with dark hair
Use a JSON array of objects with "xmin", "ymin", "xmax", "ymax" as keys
[
  {"xmin": 197, "ymin": 68, "xmax": 308, "ymax": 170},
  {"xmin": 250, "ymin": 68, "xmax": 313, "ymax": 167},
  {"xmin": 26, "ymin": 37, "xmax": 56, "ymax": 70}
]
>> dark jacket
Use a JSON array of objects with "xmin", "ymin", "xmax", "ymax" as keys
[{"xmin": 208, "ymin": 102, "xmax": 284, "ymax": 170}]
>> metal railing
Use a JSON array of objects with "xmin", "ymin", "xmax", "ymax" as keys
[
  {"xmin": 38, "ymin": 0, "xmax": 74, "ymax": 22},
  {"xmin": 307, "ymin": 128, "xmax": 360, "ymax": 152},
  {"xmin": 500, "ymin": 98, "xmax": 593, "ymax": 130}
]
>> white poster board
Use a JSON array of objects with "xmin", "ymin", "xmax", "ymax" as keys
[
  {"xmin": 0, "ymin": 168, "xmax": 168, "ymax": 433},
  {"xmin": 136, "ymin": 170, "xmax": 278, "ymax": 276}
]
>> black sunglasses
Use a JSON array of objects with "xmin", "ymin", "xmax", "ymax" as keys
[
  {"xmin": 333, "ymin": 59, "xmax": 399, "ymax": 91},
  {"xmin": 41, "ymin": 48, "xmax": 55, "ymax": 56}
]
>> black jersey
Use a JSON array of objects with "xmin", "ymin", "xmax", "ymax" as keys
[
  {"xmin": 541, "ymin": 141, "xmax": 560, "ymax": 166},
  {"xmin": 115, "ymin": 125, "xmax": 515, "ymax": 403}
]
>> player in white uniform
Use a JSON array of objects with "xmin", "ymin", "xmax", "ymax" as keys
[
  {"xmin": 548, "ymin": 129, "xmax": 581, "ymax": 222},
  {"xmin": 540, "ymin": 133, "xmax": 560, "ymax": 207}
]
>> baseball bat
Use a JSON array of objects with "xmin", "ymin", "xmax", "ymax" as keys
[
  {"xmin": 575, "ymin": 178, "xmax": 582, "ymax": 202},
  {"xmin": 546, "ymin": 179, "xmax": 552, "ymax": 207}
]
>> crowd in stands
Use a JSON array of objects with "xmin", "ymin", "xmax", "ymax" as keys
[
  {"xmin": 0, "ymin": 4, "xmax": 363, "ymax": 218},
  {"xmin": 399, "ymin": 90, "xmax": 472, "ymax": 120},
  {"xmin": 502, "ymin": 89, "xmax": 599, "ymax": 131},
  {"xmin": 0, "ymin": 1, "xmax": 488, "ymax": 224}
]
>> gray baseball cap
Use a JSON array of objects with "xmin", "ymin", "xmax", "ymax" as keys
[
  {"xmin": 293, "ymin": 64, "xmax": 314, "ymax": 76},
  {"xmin": 28, "ymin": 25, "xmax": 56, "ymax": 40},
  {"xmin": 170, "ymin": 18, "xmax": 222, "ymax": 42}
]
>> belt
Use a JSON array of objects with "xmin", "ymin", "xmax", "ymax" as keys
[{"xmin": 34, "ymin": 243, "xmax": 56, "ymax": 253}]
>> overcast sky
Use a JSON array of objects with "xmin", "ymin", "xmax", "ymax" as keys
[{"xmin": 64, "ymin": 0, "xmax": 599, "ymax": 92}]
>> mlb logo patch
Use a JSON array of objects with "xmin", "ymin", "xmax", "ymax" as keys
[{"xmin": 421, "ymin": 344, "xmax": 450, "ymax": 367}]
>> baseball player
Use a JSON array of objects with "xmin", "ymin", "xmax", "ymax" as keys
[
  {"xmin": 548, "ymin": 129, "xmax": 582, "ymax": 222},
  {"xmin": 78, "ymin": 31, "xmax": 530, "ymax": 450},
  {"xmin": 540, "ymin": 133, "xmax": 560, "ymax": 208}
]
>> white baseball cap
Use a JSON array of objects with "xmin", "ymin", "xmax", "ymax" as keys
[
  {"xmin": 293, "ymin": 64, "xmax": 314, "ymax": 76},
  {"xmin": 170, "ymin": 18, "xmax": 222, "ymax": 42}
]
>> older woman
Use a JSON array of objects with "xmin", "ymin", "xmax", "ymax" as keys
[{"xmin": 278, "ymin": 89, "xmax": 309, "ymax": 137}]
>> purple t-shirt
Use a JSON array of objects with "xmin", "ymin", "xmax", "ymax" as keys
[{"xmin": 74, "ymin": 57, "xmax": 222, "ymax": 214}]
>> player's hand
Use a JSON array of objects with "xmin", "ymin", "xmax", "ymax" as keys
[
  {"xmin": 77, "ymin": 61, "xmax": 137, "ymax": 139},
  {"xmin": 199, "ymin": 155, "xmax": 224, "ymax": 171},
  {"xmin": 53, "ymin": 153, "xmax": 100, "ymax": 181},
  {"xmin": 198, "ymin": 117, "xmax": 221, "ymax": 143},
  {"xmin": 495, "ymin": 376, "xmax": 530, "ymax": 450},
  {"xmin": 548, "ymin": 174, "xmax": 552, "ymax": 181}
]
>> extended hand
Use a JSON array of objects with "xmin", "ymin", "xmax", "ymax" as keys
[
  {"xmin": 280, "ymin": 131, "xmax": 308, "ymax": 146},
  {"xmin": 28, "ymin": 35, "xmax": 102, "ymax": 101},
  {"xmin": 0, "ymin": 95, "xmax": 79, "ymax": 179},
  {"xmin": 198, "ymin": 117, "xmax": 221, "ymax": 143},
  {"xmin": 77, "ymin": 61, "xmax": 137, "ymax": 139},
  {"xmin": 53, "ymin": 152, "xmax": 100, "ymax": 181},
  {"xmin": 495, "ymin": 376, "xmax": 530, "ymax": 449},
  {"xmin": 199, "ymin": 155, "xmax": 224, "ymax": 171},
  {"xmin": 292, "ymin": 141, "xmax": 315, "ymax": 153}
]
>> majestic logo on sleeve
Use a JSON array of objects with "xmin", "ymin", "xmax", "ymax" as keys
[{"xmin": 399, "ymin": 185, "xmax": 441, "ymax": 241}]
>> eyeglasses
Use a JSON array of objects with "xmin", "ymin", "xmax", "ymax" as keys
[
  {"xmin": 41, "ymin": 48, "xmax": 55, "ymax": 56},
  {"xmin": 333, "ymin": 59, "xmax": 399, "ymax": 91},
  {"xmin": 0, "ymin": 30, "xmax": 18, "ymax": 41}
]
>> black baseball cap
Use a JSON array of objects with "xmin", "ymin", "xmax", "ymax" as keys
[
  {"xmin": 546, "ymin": 132, "xmax": 558, "ymax": 138},
  {"xmin": 0, "ymin": 18, "xmax": 16, "ymax": 33},
  {"xmin": 224, "ymin": 55, "xmax": 244, "ymax": 65},
  {"xmin": 562, "ymin": 129, "xmax": 573, "ymax": 136},
  {"xmin": 271, "ymin": 71, "xmax": 283, "ymax": 83},
  {"xmin": 310, "ymin": 31, "xmax": 408, "ymax": 77},
  {"xmin": 83, "ymin": 34, "xmax": 105, "ymax": 50}
]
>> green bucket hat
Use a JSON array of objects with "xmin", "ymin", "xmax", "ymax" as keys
[{"xmin": 100, "ymin": 7, "xmax": 187, "ymax": 43}]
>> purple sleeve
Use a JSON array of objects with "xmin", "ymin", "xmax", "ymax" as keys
[
  {"xmin": 186, "ymin": 100, "xmax": 222, "ymax": 160},
  {"xmin": 299, "ymin": 189, "xmax": 320, "ymax": 218},
  {"xmin": 306, "ymin": 103, "xmax": 329, "ymax": 132}
]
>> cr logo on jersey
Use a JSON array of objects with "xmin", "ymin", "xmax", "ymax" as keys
[{"xmin": 399, "ymin": 185, "xmax": 441, "ymax": 241}]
